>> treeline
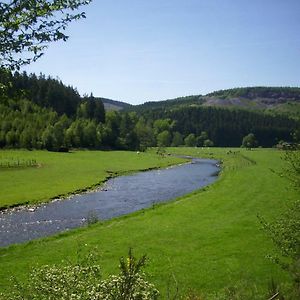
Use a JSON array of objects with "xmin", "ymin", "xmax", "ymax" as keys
[
  {"xmin": 128, "ymin": 87, "xmax": 300, "ymax": 114},
  {"xmin": 140, "ymin": 106, "xmax": 299, "ymax": 147},
  {"xmin": 128, "ymin": 95, "xmax": 204, "ymax": 113},
  {"xmin": 0, "ymin": 70, "xmax": 299, "ymax": 150},
  {"xmin": 0, "ymin": 97, "xmax": 188, "ymax": 150},
  {"xmin": 0, "ymin": 97, "xmax": 137, "ymax": 150},
  {"xmin": 0, "ymin": 69, "xmax": 81, "ymax": 116},
  {"xmin": 1, "ymin": 96, "xmax": 298, "ymax": 150},
  {"xmin": 0, "ymin": 69, "xmax": 105, "ymax": 120},
  {"xmin": 207, "ymin": 86, "xmax": 300, "ymax": 100}
]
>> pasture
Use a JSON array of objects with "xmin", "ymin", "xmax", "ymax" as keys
[{"xmin": 0, "ymin": 148, "xmax": 297, "ymax": 298}]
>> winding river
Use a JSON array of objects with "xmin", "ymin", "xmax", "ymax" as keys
[{"xmin": 0, "ymin": 158, "xmax": 219, "ymax": 247}]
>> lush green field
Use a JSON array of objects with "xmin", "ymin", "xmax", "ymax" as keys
[
  {"xmin": 0, "ymin": 150, "xmax": 184, "ymax": 209},
  {"xmin": 0, "ymin": 148, "xmax": 297, "ymax": 297}
]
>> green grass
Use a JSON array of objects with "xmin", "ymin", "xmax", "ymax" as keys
[
  {"xmin": 0, "ymin": 148, "xmax": 297, "ymax": 297},
  {"xmin": 0, "ymin": 150, "xmax": 184, "ymax": 209}
]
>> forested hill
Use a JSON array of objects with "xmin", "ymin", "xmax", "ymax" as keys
[
  {"xmin": 0, "ymin": 71, "xmax": 299, "ymax": 150},
  {"xmin": 206, "ymin": 86, "xmax": 300, "ymax": 100},
  {"xmin": 0, "ymin": 70, "xmax": 82, "ymax": 116},
  {"xmin": 129, "ymin": 87, "xmax": 300, "ymax": 118},
  {"xmin": 128, "ymin": 95, "xmax": 204, "ymax": 112}
]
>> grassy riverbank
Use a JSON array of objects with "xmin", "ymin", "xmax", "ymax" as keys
[
  {"xmin": 0, "ymin": 150, "xmax": 184, "ymax": 209},
  {"xmin": 0, "ymin": 148, "xmax": 297, "ymax": 297}
]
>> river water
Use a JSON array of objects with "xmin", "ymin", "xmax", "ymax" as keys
[{"xmin": 0, "ymin": 158, "xmax": 219, "ymax": 247}]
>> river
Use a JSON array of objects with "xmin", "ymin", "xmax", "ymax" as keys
[{"xmin": 0, "ymin": 158, "xmax": 219, "ymax": 247}]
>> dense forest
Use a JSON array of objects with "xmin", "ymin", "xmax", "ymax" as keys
[
  {"xmin": 140, "ymin": 106, "xmax": 297, "ymax": 147},
  {"xmin": 0, "ymin": 70, "xmax": 299, "ymax": 150}
]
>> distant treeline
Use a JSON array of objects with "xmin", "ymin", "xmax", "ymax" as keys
[
  {"xmin": 1, "ymin": 69, "xmax": 81, "ymax": 116},
  {"xmin": 128, "ymin": 86, "xmax": 300, "ymax": 114},
  {"xmin": 206, "ymin": 86, "xmax": 300, "ymax": 100},
  {"xmin": 127, "ymin": 95, "xmax": 204, "ymax": 113},
  {"xmin": 141, "ymin": 106, "xmax": 298, "ymax": 147},
  {"xmin": 0, "ymin": 70, "xmax": 299, "ymax": 150}
]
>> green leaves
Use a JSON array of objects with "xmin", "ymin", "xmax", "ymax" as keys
[
  {"xmin": 0, "ymin": 0, "xmax": 92, "ymax": 70},
  {"xmin": 1, "ymin": 248, "xmax": 159, "ymax": 300}
]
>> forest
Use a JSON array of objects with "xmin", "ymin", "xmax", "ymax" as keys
[{"xmin": 0, "ymin": 70, "xmax": 299, "ymax": 151}]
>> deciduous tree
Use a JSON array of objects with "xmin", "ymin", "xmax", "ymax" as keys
[{"xmin": 0, "ymin": 0, "xmax": 91, "ymax": 70}]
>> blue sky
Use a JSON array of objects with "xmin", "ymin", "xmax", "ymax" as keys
[{"xmin": 24, "ymin": 0, "xmax": 300, "ymax": 104}]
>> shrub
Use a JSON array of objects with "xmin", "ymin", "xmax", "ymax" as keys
[{"xmin": 1, "ymin": 248, "xmax": 159, "ymax": 300}]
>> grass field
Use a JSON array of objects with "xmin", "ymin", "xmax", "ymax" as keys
[
  {"xmin": 0, "ymin": 150, "xmax": 184, "ymax": 209},
  {"xmin": 0, "ymin": 148, "xmax": 297, "ymax": 298}
]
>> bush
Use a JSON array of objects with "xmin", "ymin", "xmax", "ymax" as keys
[{"xmin": 1, "ymin": 248, "xmax": 159, "ymax": 300}]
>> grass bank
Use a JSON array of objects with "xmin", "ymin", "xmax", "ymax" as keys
[
  {"xmin": 0, "ymin": 150, "xmax": 184, "ymax": 209},
  {"xmin": 0, "ymin": 148, "xmax": 297, "ymax": 297}
]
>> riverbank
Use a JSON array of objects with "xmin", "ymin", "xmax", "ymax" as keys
[
  {"xmin": 0, "ymin": 157, "xmax": 218, "ymax": 247},
  {"xmin": 0, "ymin": 150, "xmax": 185, "ymax": 210},
  {"xmin": 0, "ymin": 148, "xmax": 297, "ymax": 297}
]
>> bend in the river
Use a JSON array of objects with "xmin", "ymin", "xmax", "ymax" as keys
[{"xmin": 0, "ymin": 158, "xmax": 220, "ymax": 247}]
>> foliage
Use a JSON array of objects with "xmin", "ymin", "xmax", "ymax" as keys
[
  {"xmin": 206, "ymin": 87, "xmax": 300, "ymax": 101},
  {"xmin": 1, "ymin": 70, "xmax": 83, "ymax": 116},
  {"xmin": 171, "ymin": 132, "xmax": 183, "ymax": 147},
  {"xmin": 281, "ymin": 148, "xmax": 300, "ymax": 190},
  {"xmin": 100, "ymin": 248, "xmax": 159, "ymax": 299},
  {"xmin": 259, "ymin": 201, "xmax": 300, "ymax": 298},
  {"xmin": 203, "ymin": 139, "xmax": 214, "ymax": 147},
  {"xmin": 184, "ymin": 133, "xmax": 196, "ymax": 147},
  {"xmin": 0, "ymin": 0, "xmax": 91, "ymax": 70},
  {"xmin": 140, "ymin": 106, "xmax": 297, "ymax": 147},
  {"xmin": 1, "ymin": 72, "xmax": 299, "ymax": 151},
  {"xmin": 241, "ymin": 133, "xmax": 258, "ymax": 149},
  {"xmin": 127, "ymin": 95, "xmax": 204, "ymax": 113},
  {"xmin": 135, "ymin": 117, "xmax": 155, "ymax": 151},
  {"xmin": 259, "ymin": 147, "xmax": 300, "ymax": 298},
  {"xmin": 1, "ymin": 249, "xmax": 159, "ymax": 300},
  {"xmin": 157, "ymin": 130, "xmax": 172, "ymax": 147}
]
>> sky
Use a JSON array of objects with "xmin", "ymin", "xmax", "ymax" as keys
[{"xmin": 24, "ymin": 0, "xmax": 300, "ymax": 104}]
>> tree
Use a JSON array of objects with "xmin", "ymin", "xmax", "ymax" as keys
[
  {"xmin": 0, "ymin": 0, "xmax": 92, "ymax": 70},
  {"xmin": 241, "ymin": 133, "xmax": 258, "ymax": 149},
  {"xmin": 171, "ymin": 131, "xmax": 183, "ymax": 147},
  {"xmin": 184, "ymin": 133, "xmax": 196, "ymax": 147},
  {"xmin": 153, "ymin": 118, "xmax": 173, "ymax": 135},
  {"xmin": 135, "ymin": 117, "xmax": 155, "ymax": 151},
  {"xmin": 156, "ymin": 130, "xmax": 171, "ymax": 147},
  {"xmin": 203, "ymin": 139, "xmax": 214, "ymax": 147},
  {"xmin": 196, "ymin": 131, "xmax": 208, "ymax": 147}
]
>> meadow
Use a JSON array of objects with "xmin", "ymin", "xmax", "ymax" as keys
[{"xmin": 0, "ymin": 148, "xmax": 297, "ymax": 298}]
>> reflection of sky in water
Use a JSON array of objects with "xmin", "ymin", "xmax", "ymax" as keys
[{"xmin": 0, "ymin": 159, "xmax": 219, "ymax": 247}]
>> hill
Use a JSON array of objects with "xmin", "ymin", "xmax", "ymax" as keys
[
  {"xmin": 203, "ymin": 87, "xmax": 300, "ymax": 118},
  {"xmin": 130, "ymin": 87, "xmax": 300, "ymax": 119},
  {"xmin": 1, "ymin": 72, "xmax": 299, "ymax": 150},
  {"xmin": 206, "ymin": 86, "xmax": 300, "ymax": 100},
  {"xmin": 99, "ymin": 97, "xmax": 132, "ymax": 111},
  {"xmin": 127, "ymin": 95, "xmax": 204, "ymax": 112}
]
